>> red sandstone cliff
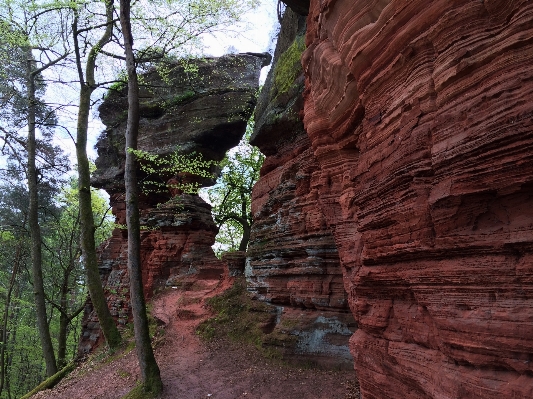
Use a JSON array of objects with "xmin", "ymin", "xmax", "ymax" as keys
[{"xmin": 300, "ymin": 0, "xmax": 533, "ymax": 397}]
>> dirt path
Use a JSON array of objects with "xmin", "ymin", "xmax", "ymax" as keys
[{"xmin": 33, "ymin": 278, "xmax": 360, "ymax": 399}]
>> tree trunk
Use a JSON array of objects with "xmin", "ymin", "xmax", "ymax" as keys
[
  {"xmin": 56, "ymin": 266, "xmax": 70, "ymax": 369},
  {"xmin": 0, "ymin": 241, "xmax": 23, "ymax": 395},
  {"xmin": 75, "ymin": 85, "xmax": 121, "ymax": 350},
  {"xmin": 120, "ymin": 0, "xmax": 162, "ymax": 393},
  {"xmin": 239, "ymin": 222, "xmax": 251, "ymax": 252},
  {"xmin": 56, "ymin": 253, "xmax": 84, "ymax": 368},
  {"xmin": 26, "ymin": 58, "xmax": 58, "ymax": 377},
  {"xmin": 57, "ymin": 314, "xmax": 68, "ymax": 370},
  {"xmin": 73, "ymin": 0, "xmax": 121, "ymax": 350},
  {"xmin": 238, "ymin": 192, "xmax": 251, "ymax": 251},
  {"xmin": 57, "ymin": 228, "xmax": 78, "ymax": 369}
]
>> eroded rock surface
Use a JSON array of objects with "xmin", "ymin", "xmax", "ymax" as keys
[
  {"xmin": 247, "ymin": 8, "xmax": 356, "ymax": 369},
  {"xmin": 302, "ymin": 0, "xmax": 533, "ymax": 397},
  {"xmin": 79, "ymin": 54, "xmax": 267, "ymax": 353}
]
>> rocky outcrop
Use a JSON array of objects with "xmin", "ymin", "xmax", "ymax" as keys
[
  {"xmin": 79, "ymin": 54, "xmax": 268, "ymax": 353},
  {"xmin": 246, "ymin": 8, "xmax": 356, "ymax": 369},
  {"xmin": 301, "ymin": 0, "xmax": 533, "ymax": 397},
  {"xmin": 93, "ymin": 54, "xmax": 270, "ymax": 192}
]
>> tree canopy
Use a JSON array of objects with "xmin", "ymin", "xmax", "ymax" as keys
[{"xmin": 207, "ymin": 120, "xmax": 264, "ymax": 255}]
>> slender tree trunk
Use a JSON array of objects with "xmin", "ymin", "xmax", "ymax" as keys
[
  {"xmin": 57, "ymin": 268, "xmax": 70, "ymax": 369},
  {"xmin": 26, "ymin": 58, "xmax": 58, "ymax": 377},
  {"xmin": 238, "ymin": 193, "xmax": 251, "ymax": 251},
  {"xmin": 120, "ymin": 0, "xmax": 162, "ymax": 393},
  {"xmin": 57, "ymin": 229, "xmax": 77, "ymax": 368},
  {"xmin": 72, "ymin": 1, "xmax": 121, "ymax": 350},
  {"xmin": 57, "ymin": 266, "xmax": 85, "ymax": 368},
  {"xmin": 239, "ymin": 222, "xmax": 251, "ymax": 251},
  {"xmin": 57, "ymin": 315, "xmax": 68, "ymax": 369},
  {"xmin": 0, "ymin": 241, "xmax": 23, "ymax": 395},
  {"xmin": 76, "ymin": 85, "xmax": 121, "ymax": 350}
]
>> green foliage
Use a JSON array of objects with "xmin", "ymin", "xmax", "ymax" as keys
[
  {"xmin": 0, "ymin": 169, "xmax": 112, "ymax": 398},
  {"xmin": 272, "ymin": 35, "xmax": 305, "ymax": 96},
  {"xmin": 105, "ymin": 70, "xmax": 128, "ymax": 96},
  {"xmin": 152, "ymin": 57, "xmax": 200, "ymax": 88},
  {"xmin": 53, "ymin": 175, "xmax": 114, "ymax": 247},
  {"xmin": 205, "ymin": 119, "xmax": 264, "ymax": 255},
  {"xmin": 129, "ymin": 147, "xmax": 217, "ymax": 195},
  {"xmin": 0, "ymin": 231, "xmax": 14, "ymax": 241},
  {"xmin": 0, "ymin": 281, "xmax": 48, "ymax": 396},
  {"xmin": 121, "ymin": 382, "xmax": 159, "ymax": 399},
  {"xmin": 41, "ymin": 175, "xmax": 113, "ymax": 314},
  {"xmin": 131, "ymin": 0, "xmax": 259, "ymax": 60}
]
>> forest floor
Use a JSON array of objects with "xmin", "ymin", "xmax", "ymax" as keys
[{"xmin": 32, "ymin": 277, "xmax": 360, "ymax": 399}]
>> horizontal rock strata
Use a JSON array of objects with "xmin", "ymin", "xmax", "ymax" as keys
[
  {"xmin": 302, "ymin": 0, "xmax": 533, "ymax": 397},
  {"xmin": 247, "ymin": 8, "xmax": 356, "ymax": 369}
]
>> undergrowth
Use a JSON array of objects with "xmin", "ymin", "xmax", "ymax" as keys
[
  {"xmin": 196, "ymin": 277, "xmax": 281, "ymax": 358},
  {"xmin": 19, "ymin": 362, "xmax": 76, "ymax": 399}
]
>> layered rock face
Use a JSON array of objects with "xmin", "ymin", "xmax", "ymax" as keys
[
  {"xmin": 247, "ymin": 9, "xmax": 356, "ymax": 369},
  {"xmin": 301, "ymin": 0, "xmax": 533, "ymax": 397},
  {"xmin": 79, "ymin": 54, "xmax": 267, "ymax": 353}
]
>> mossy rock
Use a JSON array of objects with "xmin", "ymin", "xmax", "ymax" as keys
[
  {"xmin": 161, "ymin": 90, "xmax": 196, "ymax": 109},
  {"xmin": 271, "ymin": 35, "xmax": 306, "ymax": 97},
  {"xmin": 196, "ymin": 277, "xmax": 279, "ymax": 355}
]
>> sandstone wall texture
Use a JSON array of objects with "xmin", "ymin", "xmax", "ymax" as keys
[
  {"xmin": 247, "ymin": 8, "xmax": 356, "ymax": 369},
  {"xmin": 301, "ymin": 0, "xmax": 533, "ymax": 397},
  {"xmin": 79, "ymin": 54, "xmax": 267, "ymax": 353}
]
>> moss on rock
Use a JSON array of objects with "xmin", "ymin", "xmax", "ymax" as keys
[
  {"xmin": 271, "ymin": 35, "xmax": 306, "ymax": 97},
  {"xmin": 196, "ymin": 277, "xmax": 279, "ymax": 356}
]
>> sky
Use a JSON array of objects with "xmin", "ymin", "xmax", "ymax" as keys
[{"xmin": 204, "ymin": 0, "xmax": 279, "ymax": 58}]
